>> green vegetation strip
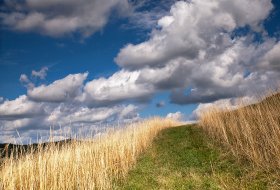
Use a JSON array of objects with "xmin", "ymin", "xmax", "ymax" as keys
[{"xmin": 114, "ymin": 125, "xmax": 279, "ymax": 190}]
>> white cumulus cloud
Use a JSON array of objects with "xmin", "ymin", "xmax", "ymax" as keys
[
  {"xmin": 115, "ymin": 0, "xmax": 273, "ymax": 69},
  {"xmin": 1, "ymin": 0, "xmax": 133, "ymax": 37},
  {"xmin": 80, "ymin": 70, "xmax": 154, "ymax": 106},
  {"xmin": 166, "ymin": 111, "xmax": 184, "ymax": 121},
  {"xmin": 28, "ymin": 73, "xmax": 88, "ymax": 103},
  {"xmin": 114, "ymin": 0, "xmax": 279, "ymax": 105},
  {"xmin": 0, "ymin": 95, "xmax": 45, "ymax": 121}
]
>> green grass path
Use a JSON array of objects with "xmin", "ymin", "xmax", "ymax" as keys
[{"xmin": 115, "ymin": 125, "xmax": 278, "ymax": 190}]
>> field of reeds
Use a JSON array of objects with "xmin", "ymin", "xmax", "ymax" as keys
[
  {"xmin": 0, "ymin": 118, "xmax": 180, "ymax": 190},
  {"xmin": 199, "ymin": 93, "xmax": 280, "ymax": 171}
]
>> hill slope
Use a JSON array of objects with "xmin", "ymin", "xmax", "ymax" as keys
[
  {"xmin": 0, "ymin": 118, "xmax": 180, "ymax": 189},
  {"xmin": 200, "ymin": 93, "xmax": 280, "ymax": 170},
  {"xmin": 115, "ymin": 125, "xmax": 279, "ymax": 189}
]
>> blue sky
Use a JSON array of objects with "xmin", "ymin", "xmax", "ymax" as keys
[{"xmin": 0, "ymin": 0, "xmax": 280, "ymax": 143}]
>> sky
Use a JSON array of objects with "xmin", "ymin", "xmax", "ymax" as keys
[{"xmin": 0, "ymin": 0, "xmax": 280, "ymax": 143}]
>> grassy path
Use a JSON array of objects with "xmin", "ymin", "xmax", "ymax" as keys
[{"xmin": 115, "ymin": 125, "xmax": 279, "ymax": 190}]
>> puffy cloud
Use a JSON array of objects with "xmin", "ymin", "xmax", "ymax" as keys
[
  {"xmin": 166, "ymin": 111, "xmax": 184, "ymax": 121},
  {"xmin": 114, "ymin": 0, "xmax": 280, "ymax": 105},
  {"xmin": 46, "ymin": 104, "xmax": 139, "ymax": 126},
  {"xmin": 0, "ymin": 102, "xmax": 138, "ymax": 130},
  {"xmin": 0, "ymin": 95, "xmax": 45, "ymax": 121},
  {"xmin": 167, "ymin": 39, "xmax": 246, "ymax": 104},
  {"xmin": 7, "ymin": 0, "xmax": 279, "ymax": 108},
  {"xmin": 28, "ymin": 73, "xmax": 88, "ymax": 103},
  {"xmin": 1, "ymin": 71, "xmax": 141, "ymax": 132},
  {"xmin": 0, "ymin": 96, "xmax": 139, "ymax": 143},
  {"xmin": 115, "ymin": 0, "xmax": 273, "ymax": 69},
  {"xmin": 1, "ymin": 0, "xmax": 132, "ymax": 37},
  {"xmin": 218, "ymin": 0, "xmax": 272, "ymax": 31},
  {"xmin": 258, "ymin": 42, "xmax": 280, "ymax": 72},
  {"xmin": 127, "ymin": 36, "xmax": 278, "ymax": 105},
  {"xmin": 136, "ymin": 58, "xmax": 191, "ymax": 90},
  {"xmin": 1, "ymin": 70, "xmax": 141, "ymax": 143},
  {"xmin": 168, "ymin": 39, "xmax": 280, "ymax": 105},
  {"xmin": 31, "ymin": 66, "xmax": 48, "ymax": 79},
  {"xmin": 80, "ymin": 70, "xmax": 154, "ymax": 106}
]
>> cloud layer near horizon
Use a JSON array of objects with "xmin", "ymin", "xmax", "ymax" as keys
[{"xmin": 1, "ymin": 0, "xmax": 280, "ymax": 143}]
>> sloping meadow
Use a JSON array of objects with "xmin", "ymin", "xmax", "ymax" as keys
[
  {"xmin": 199, "ymin": 93, "xmax": 280, "ymax": 171},
  {"xmin": 0, "ymin": 118, "xmax": 180, "ymax": 190}
]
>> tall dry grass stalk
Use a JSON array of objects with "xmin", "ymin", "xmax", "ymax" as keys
[
  {"xmin": 199, "ymin": 93, "xmax": 280, "ymax": 171},
  {"xmin": 0, "ymin": 118, "xmax": 180, "ymax": 190}
]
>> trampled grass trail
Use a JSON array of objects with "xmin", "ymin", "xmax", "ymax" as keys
[{"xmin": 115, "ymin": 125, "xmax": 280, "ymax": 190}]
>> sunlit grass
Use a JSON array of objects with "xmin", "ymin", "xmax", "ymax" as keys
[
  {"xmin": 199, "ymin": 92, "xmax": 280, "ymax": 171},
  {"xmin": 0, "ymin": 118, "xmax": 180, "ymax": 190},
  {"xmin": 115, "ymin": 125, "xmax": 280, "ymax": 189}
]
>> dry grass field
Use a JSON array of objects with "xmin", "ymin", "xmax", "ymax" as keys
[
  {"xmin": 0, "ymin": 118, "xmax": 180, "ymax": 190},
  {"xmin": 199, "ymin": 93, "xmax": 280, "ymax": 171}
]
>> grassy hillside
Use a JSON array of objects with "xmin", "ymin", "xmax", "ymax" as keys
[
  {"xmin": 0, "ymin": 118, "xmax": 180, "ymax": 190},
  {"xmin": 115, "ymin": 125, "xmax": 280, "ymax": 189},
  {"xmin": 200, "ymin": 93, "xmax": 280, "ymax": 170}
]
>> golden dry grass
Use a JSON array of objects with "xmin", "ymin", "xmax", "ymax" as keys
[
  {"xmin": 199, "ymin": 93, "xmax": 280, "ymax": 171},
  {"xmin": 0, "ymin": 118, "xmax": 180, "ymax": 190}
]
